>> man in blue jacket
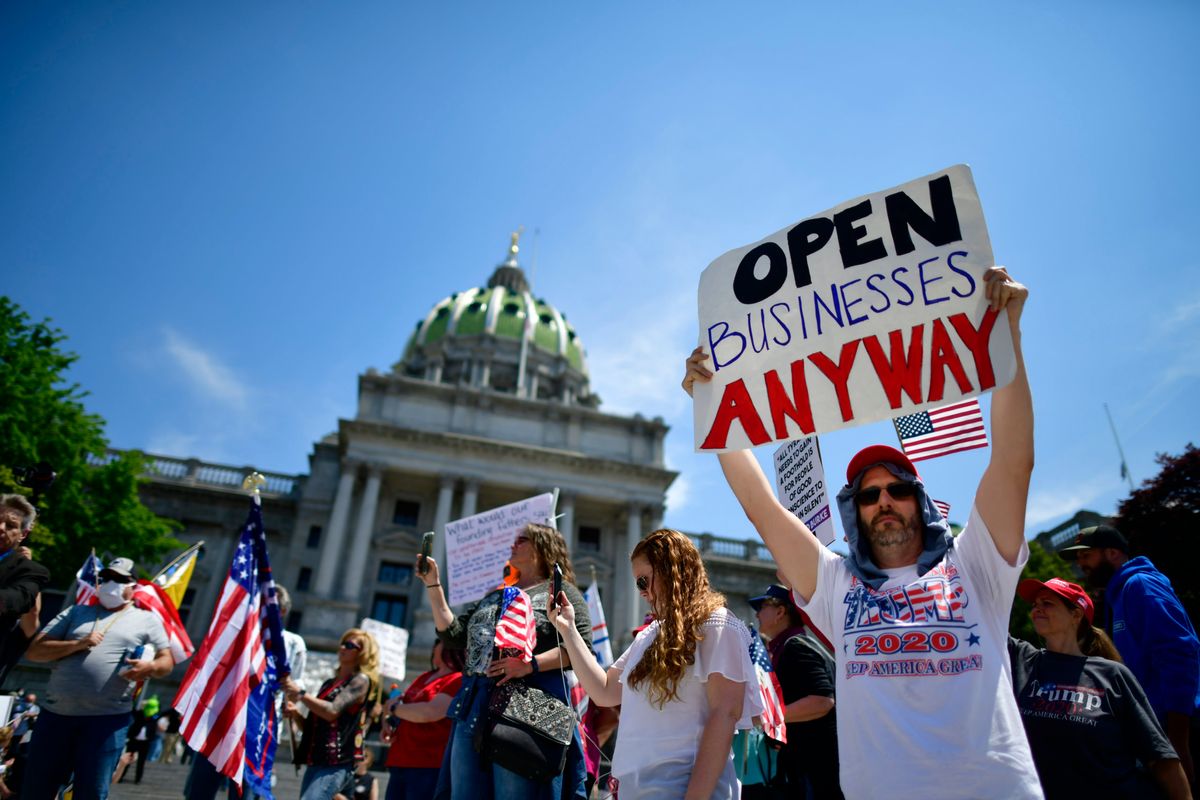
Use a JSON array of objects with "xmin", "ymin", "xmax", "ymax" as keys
[{"xmin": 1062, "ymin": 524, "xmax": 1200, "ymax": 788}]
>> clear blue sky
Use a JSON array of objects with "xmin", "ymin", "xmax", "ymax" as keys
[{"xmin": 3, "ymin": 2, "xmax": 1197, "ymax": 551}]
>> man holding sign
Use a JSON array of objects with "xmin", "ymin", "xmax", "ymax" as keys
[{"xmin": 686, "ymin": 233, "xmax": 1040, "ymax": 799}]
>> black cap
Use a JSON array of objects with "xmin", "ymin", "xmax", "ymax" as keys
[
  {"xmin": 1058, "ymin": 525, "xmax": 1129, "ymax": 558},
  {"xmin": 748, "ymin": 584, "xmax": 798, "ymax": 612}
]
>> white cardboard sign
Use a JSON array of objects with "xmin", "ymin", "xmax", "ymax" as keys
[
  {"xmin": 773, "ymin": 439, "xmax": 835, "ymax": 546},
  {"xmin": 694, "ymin": 164, "xmax": 1015, "ymax": 451},
  {"xmin": 360, "ymin": 617, "xmax": 408, "ymax": 683},
  {"xmin": 445, "ymin": 493, "xmax": 555, "ymax": 606}
]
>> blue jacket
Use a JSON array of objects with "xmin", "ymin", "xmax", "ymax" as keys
[{"xmin": 1105, "ymin": 556, "xmax": 1200, "ymax": 719}]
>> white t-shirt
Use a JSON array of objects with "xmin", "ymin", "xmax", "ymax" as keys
[
  {"xmin": 610, "ymin": 607, "xmax": 763, "ymax": 799},
  {"xmin": 797, "ymin": 506, "xmax": 1042, "ymax": 800}
]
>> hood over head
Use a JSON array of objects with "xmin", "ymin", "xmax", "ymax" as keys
[{"xmin": 836, "ymin": 457, "xmax": 952, "ymax": 590}]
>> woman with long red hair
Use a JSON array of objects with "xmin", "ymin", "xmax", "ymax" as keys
[{"xmin": 550, "ymin": 528, "xmax": 762, "ymax": 799}]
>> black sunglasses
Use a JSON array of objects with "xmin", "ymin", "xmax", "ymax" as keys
[
  {"xmin": 340, "ymin": 640, "xmax": 362, "ymax": 651},
  {"xmin": 854, "ymin": 481, "xmax": 918, "ymax": 507},
  {"xmin": 635, "ymin": 575, "xmax": 651, "ymax": 592}
]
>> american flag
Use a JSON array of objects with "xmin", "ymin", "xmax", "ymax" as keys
[
  {"xmin": 894, "ymin": 399, "xmax": 988, "ymax": 463},
  {"xmin": 584, "ymin": 583, "xmax": 613, "ymax": 668},
  {"xmin": 494, "ymin": 586, "xmax": 537, "ymax": 662},
  {"xmin": 74, "ymin": 552, "xmax": 103, "ymax": 605},
  {"xmin": 748, "ymin": 625, "xmax": 787, "ymax": 744},
  {"xmin": 132, "ymin": 581, "xmax": 194, "ymax": 663},
  {"xmin": 173, "ymin": 498, "xmax": 290, "ymax": 795},
  {"xmin": 932, "ymin": 499, "xmax": 952, "ymax": 520}
]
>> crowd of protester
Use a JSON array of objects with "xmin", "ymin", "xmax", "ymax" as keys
[{"xmin": 1, "ymin": 265, "xmax": 1198, "ymax": 799}]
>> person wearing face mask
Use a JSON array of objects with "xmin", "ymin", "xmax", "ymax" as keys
[{"xmin": 22, "ymin": 556, "xmax": 174, "ymax": 800}]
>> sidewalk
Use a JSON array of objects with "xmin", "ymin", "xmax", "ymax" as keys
[{"xmin": 107, "ymin": 759, "xmax": 390, "ymax": 800}]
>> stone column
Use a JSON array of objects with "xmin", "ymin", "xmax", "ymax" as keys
[
  {"xmin": 461, "ymin": 478, "xmax": 479, "ymax": 519},
  {"xmin": 340, "ymin": 465, "xmax": 383, "ymax": 601},
  {"xmin": 558, "ymin": 493, "xmax": 576, "ymax": 553},
  {"xmin": 623, "ymin": 503, "xmax": 644, "ymax": 640},
  {"xmin": 409, "ymin": 475, "xmax": 458, "ymax": 650},
  {"xmin": 314, "ymin": 463, "xmax": 358, "ymax": 597}
]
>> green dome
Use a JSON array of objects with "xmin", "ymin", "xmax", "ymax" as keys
[{"xmin": 397, "ymin": 236, "xmax": 593, "ymax": 405}]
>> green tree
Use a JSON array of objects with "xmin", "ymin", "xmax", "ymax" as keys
[
  {"xmin": 0, "ymin": 297, "xmax": 180, "ymax": 586},
  {"xmin": 1116, "ymin": 443, "xmax": 1199, "ymax": 626},
  {"xmin": 1008, "ymin": 538, "xmax": 1072, "ymax": 643}
]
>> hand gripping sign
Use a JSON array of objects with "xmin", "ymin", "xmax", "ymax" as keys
[{"xmin": 693, "ymin": 165, "xmax": 1015, "ymax": 452}]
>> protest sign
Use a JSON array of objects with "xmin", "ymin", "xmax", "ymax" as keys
[
  {"xmin": 693, "ymin": 165, "xmax": 1015, "ymax": 451},
  {"xmin": 360, "ymin": 617, "xmax": 408, "ymax": 682},
  {"xmin": 773, "ymin": 438, "xmax": 835, "ymax": 545},
  {"xmin": 446, "ymin": 492, "xmax": 555, "ymax": 606}
]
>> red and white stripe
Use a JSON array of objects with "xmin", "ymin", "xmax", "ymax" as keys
[
  {"xmin": 758, "ymin": 667, "xmax": 787, "ymax": 744},
  {"xmin": 173, "ymin": 574, "xmax": 265, "ymax": 783},
  {"xmin": 901, "ymin": 399, "xmax": 988, "ymax": 462},
  {"xmin": 133, "ymin": 581, "xmax": 194, "ymax": 663},
  {"xmin": 932, "ymin": 499, "xmax": 952, "ymax": 520},
  {"xmin": 493, "ymin": 588, "xmax": 537, "ymax": 662}
]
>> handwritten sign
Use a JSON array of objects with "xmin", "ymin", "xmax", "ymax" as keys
[
  {"xmin": 693, "ymin": 165, "xmax": 1015, "ymax": 451},
  {"xmin": 360, "ymin": 618, "xmax": 408, "ymax": 683},
  {"xmin": 446, "ymin": 493, "xmax": 555, "ymax": 606},
  {"xmin": 773, "ymin": 439, "xmax": 835, "ymax": 546}
]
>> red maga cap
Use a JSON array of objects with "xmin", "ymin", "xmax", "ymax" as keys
[
  {"xmin": 845, "ymin": 444, "xmax": 919, "ymax": 484},
  {"xmin": 1017, "ymin": 577, "xmax": 1094, "ymax": 624}
]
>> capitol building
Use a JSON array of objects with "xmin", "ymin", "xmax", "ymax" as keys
[{"xmin": 133, "ymin": 236, "xmax": 779, "ymax": 674}]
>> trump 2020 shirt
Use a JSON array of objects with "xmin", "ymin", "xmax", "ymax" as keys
[{"xmin": 797, "ymin": 505, "xmax": 1042, "ymax": 800}]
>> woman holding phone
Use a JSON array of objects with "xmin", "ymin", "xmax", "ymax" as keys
[
  {"xmin": 420, "ymin": 522, "xmax": 593, "ymax": 800},
  {"xmin": 549, "ymin": 528, "xmax": 762, "ymax": 799}
]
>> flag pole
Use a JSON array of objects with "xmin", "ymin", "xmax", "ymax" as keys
[
  {"xmin": 90, "ymin": 547, "xmax": 101, "ymax": 632},
  {"xmin": 1103, "ymin": 403, "xmax": 1136, "ymax": 492},
  {"xmin": 152, "ymin": 541, "xmax": 205, "ymax": 584}
]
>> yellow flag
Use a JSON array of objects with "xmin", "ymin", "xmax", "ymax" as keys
[{"xmin": 154, "ymin": 544, "xmax": 201, "ymax": 609}]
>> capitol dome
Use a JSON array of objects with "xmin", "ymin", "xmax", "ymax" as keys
[{"xmin": 396, "ymin": 233, "xmax": 596, "ymax": 407}]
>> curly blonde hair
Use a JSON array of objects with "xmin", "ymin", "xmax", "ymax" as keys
[
  {"xmin": 626, "ymin": 529, "xmax": 725, "ymax": 708},
  {"xmin": 523, "ymin": 522, "xmax": 576, "ymax": 584},
  {"xmin": 341, "ymin": 628, "xmax": 382, "ymax": 703}
]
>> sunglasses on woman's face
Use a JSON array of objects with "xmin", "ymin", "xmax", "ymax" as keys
[
  {"xmin": 853, "ymin": 481, "xmax": 918, "ymax": 507},
  {"xmin": 635, "ymin": 574, "xmax": 652, "ymax": 592},
  {"xmin": 341, "ymin": 640, "xmax": 362, "ymax": 651}
]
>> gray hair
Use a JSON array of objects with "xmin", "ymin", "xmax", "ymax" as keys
[
  {"xmin": 276, "ymin": 585, "xmax": 292, "ymax": 617},
  {"xmin": 0, "ymin": 494, "xmax": 37, "ymax": 533}
]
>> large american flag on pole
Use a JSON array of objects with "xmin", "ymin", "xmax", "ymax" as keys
[
  {"xmin": 894, "ymin": 398, "xmax": 988, "ymax": 463},
  {"xmin": 748, "ymin": 625, "xmax": 787, "ymax": 744},
  {"xmin": 173, "ymin": 497, "xmax": 290, "ymax": 795},
  {"xmin": 493, "ymin": 586, "xmax": 537, "ymax": 662}
]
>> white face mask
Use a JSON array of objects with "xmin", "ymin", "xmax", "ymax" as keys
[{"xmin": 97, "ymin": 581, "xmax": 130, "ymax": 610}]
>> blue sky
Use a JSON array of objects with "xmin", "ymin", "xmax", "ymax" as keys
[{"xmin": 3, "ymin": 2, "xmax": 1197, "ymax": 551}]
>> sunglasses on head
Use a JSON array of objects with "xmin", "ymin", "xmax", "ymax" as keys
[
  {"xmin": 635, "ymin": 575, "xmax": 651, "ymax": 592},
  {"xmin": 340, "ymin": 640, "xmax": 362, "ymax": 651},
  {"xmin": 854, "ymin": 481, "xmax": 918, "ymax": 507}
]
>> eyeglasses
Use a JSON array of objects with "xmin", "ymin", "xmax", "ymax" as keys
[
  {"xmin": 340, "ymin": 640, "xmax": 362, "ymax": 651},
  {"xmin": 635, "ymin": 575, "xmax": 651, "ymax": 592},
  {"xmin": 854, "ymin": 481, "xmax": 918, "ymax": 507}
]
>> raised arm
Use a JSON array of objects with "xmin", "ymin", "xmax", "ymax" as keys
[
  {"xmin": 973, "ymin": 267, "xmax": 1033, "ymax": 565},
  {"xmin": 547, "ymin": 591, "xmax": 622, "ymax": 707},
  {"xmin": 416, "ymin": 557, "xmax": 455, "ymax": 631},
  {"xmin": 685, "ymin": 349, "xmax": 824, "ymax": 601}
]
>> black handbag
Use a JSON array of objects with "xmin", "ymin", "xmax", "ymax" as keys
[{"xmin": 474, "ymin": 679, "xmax": 574, "ymax": 782}]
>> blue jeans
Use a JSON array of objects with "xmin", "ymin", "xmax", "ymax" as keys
[
  {"xmin": 22, "ymin": 708, "xmax": 131, "ymax": 800},
  {"xmin": 386, "ymin": 767, "xmax": 439, "ymax": 800},
  {"xmin": 300, "ymin": 764, "xmax": 353, "ymax": 800},
  {"xmin": 437, "ymin": 674, "xmax": 587, "ymax": 800}
]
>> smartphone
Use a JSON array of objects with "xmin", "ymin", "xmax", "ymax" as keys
[
  {"xmin": 549, "ymin": 562, "xmax": 563, "ymax": 611},
  {"xmin": 418, "ymin": 531, "xmax": 435, "ymax": 576}
]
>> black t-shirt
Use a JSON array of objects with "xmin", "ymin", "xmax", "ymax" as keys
[
  {"xmin": 774, "ymin": 632, "xmax": 840, "ymax": 787},
  {"xmin": 1008, "ymin": 637, "xmax": 1176, "ymax": 799}
]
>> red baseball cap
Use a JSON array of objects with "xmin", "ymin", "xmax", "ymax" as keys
[
  {"xmin": 1017, "ymin": 577, "xmax": 1094, "ymax": 623},
  {"xmin": 845, "ymin": 444, "xmax": 920, "ymax": 484}
]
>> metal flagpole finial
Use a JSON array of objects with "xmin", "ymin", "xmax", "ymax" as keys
[{"xmin": 242, "ymin": 472, "xmax": 267, "ymax": 497}]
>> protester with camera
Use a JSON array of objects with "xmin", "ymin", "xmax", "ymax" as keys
[{"xmin": 0, "ymin": 494, "xmax": 50, "ymax": 689}]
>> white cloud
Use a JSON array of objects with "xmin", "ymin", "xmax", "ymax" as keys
[
  {"xmin": 1025, "ymin": 473, "xmax": 1120, "ymax": 529},
  {"xmin": 163, "ymin": 328, "xmax": 250, "ymax": 410},
  {"xmin": 665, "ymin": 473, "xmax": 691, "ymax": 516}
]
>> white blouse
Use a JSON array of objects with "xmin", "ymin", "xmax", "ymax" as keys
[{"xmin": 611, "ymin": 607, "xmax": 763, "ymax": 799}]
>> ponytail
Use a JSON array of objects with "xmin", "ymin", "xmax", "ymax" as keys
[{"xmin": 1077, "ymin": 618, "xmax": 1122, "ymax": 662}]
